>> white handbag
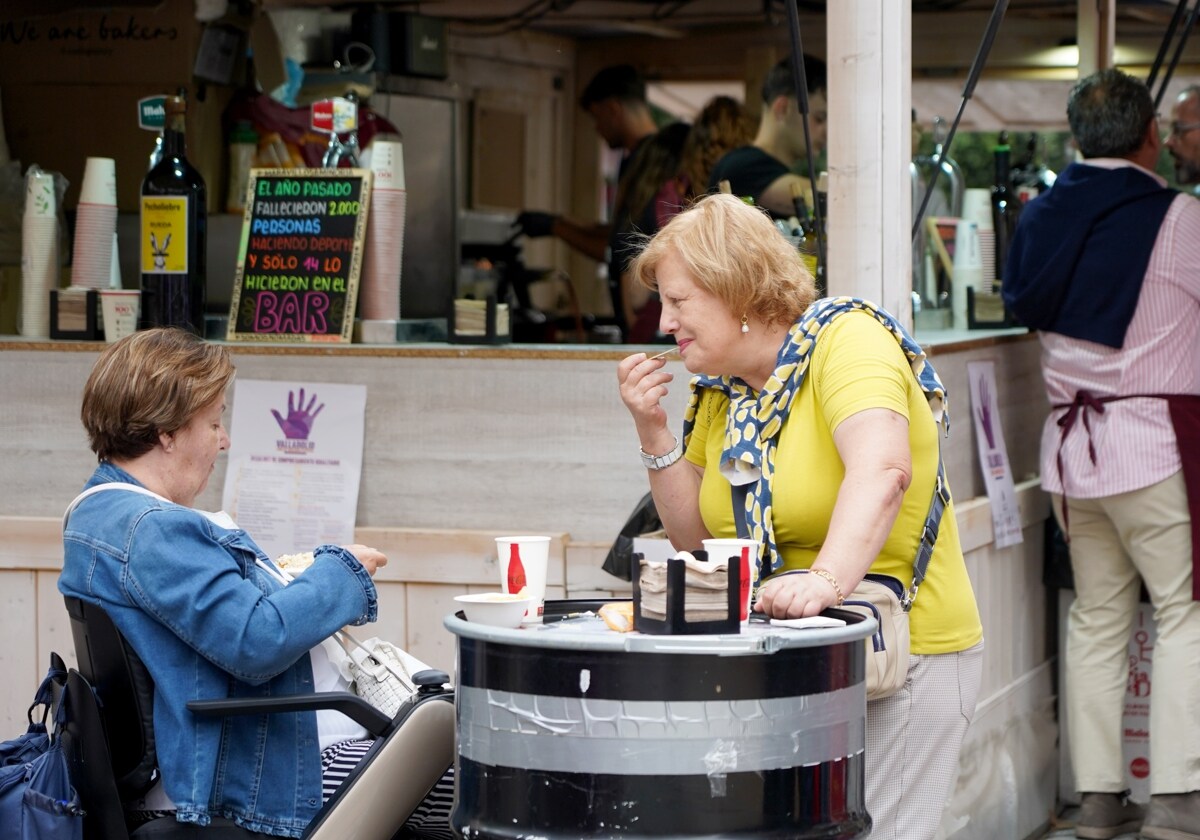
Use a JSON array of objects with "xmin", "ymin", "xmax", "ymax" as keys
[
  {"xmin": 256, "ymin": 557, "xmax": 437, "ymax": 718},
  {"xmin": 332, "ymin": 632, "xmax": 432, "ymax": 718}
]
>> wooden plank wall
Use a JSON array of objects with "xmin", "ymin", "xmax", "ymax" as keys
[
  {"xmin": 0, "ymin": 517, "xmax": 631, "ymax": 734},
  {"xmin": 0, "ymin": 477, "xmax": 1045, "ymax": 741},
  {"xmin": 0, "ymin": 336, "xmax": 1057, "ymax": 837}
]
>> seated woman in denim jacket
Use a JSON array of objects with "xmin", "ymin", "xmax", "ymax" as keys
[{"xmin": 59, "ymin": 328, "xmax": 452, "ymax": 839}]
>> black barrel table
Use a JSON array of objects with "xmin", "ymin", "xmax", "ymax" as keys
[{"xmin": 445, "ymin": 604, "xmax": 876, "ymax": 839}]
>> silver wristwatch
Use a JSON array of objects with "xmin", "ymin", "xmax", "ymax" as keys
[{"xmin": 640, "ymin": 436, "xmax": 684, "ymax": 470}]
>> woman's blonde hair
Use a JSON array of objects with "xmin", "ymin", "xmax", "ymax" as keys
[
  {"xmin": 81, "ymin": 328, "xmax": 235, "ymax": 462},
  {"xmin": 629, "ymin": 193, "xmax": 816, "ymax": 326}
]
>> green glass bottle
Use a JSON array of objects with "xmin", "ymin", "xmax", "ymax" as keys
[{"xmin": 140, "ymin": 92, "xmax": 207, "ymax": 335}]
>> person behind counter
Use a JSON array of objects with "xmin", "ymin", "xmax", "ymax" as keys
[
  {"xmin": 613, "ymin": 121, "xmax": 691, "ymax": 342},
  {"xmin": 1167, "ymin": 85, "xmax": 1200, "ymax": 192},
  {"xmin": 707, "ymin": 56, "xmax": 827, "ymax": 218},
  {"xmin": 511, "ymin": 64, "xmax": 659, "ymax": 340},
  {"xmin": 1003, "ymin": 68, "xmax": 1200, "ymax": 840},
  {"xmin": 58, "ymin": 328, "xmax": 453, "ymax": 839},
  {"xmin": 624, "ymin": 97, "xmax": 755, "ymax": 344},
  {"xmin": 616, "ymin": 194, "xmax": 983, "ymax": 840},
  {"xmin": 661, "ymin": 94, "xmax": 755, "ymax": 213}
]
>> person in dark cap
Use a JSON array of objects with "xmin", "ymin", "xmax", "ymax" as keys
[{"xmin": 512, "ymin": 64, "xmax": 660, "ymax": 339}]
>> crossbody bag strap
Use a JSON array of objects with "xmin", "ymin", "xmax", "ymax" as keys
[
  {"xmin": 62, "ymin": 482, "xmax": 171, "ymax": 529},
  {"xmin": 730, "ymin": 439, "xmax": 948, "ymax": 612},
  {"xmin": 906, "ymin": 442, "xmax": 949, "ymax": 610},
  {"xmin": 255, "ymin": 558, "xmax": 414, "ymax": 688},
  {"xmin": 732, "ymin": 482, "xmax": 752, "ymax": 540}
]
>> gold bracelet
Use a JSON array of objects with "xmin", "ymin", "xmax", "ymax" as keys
[{"xmin": 808, "ymin": 568, "xmax": 845, "ymax": 606}]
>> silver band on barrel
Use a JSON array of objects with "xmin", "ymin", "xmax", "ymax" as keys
[{"xmin": 457, "ymin": 684, "xmax": 865, "ymax": 775}]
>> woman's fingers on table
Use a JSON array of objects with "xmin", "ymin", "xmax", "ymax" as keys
[{"xmin": 758, "ymin": 575, "xmax": 833, "ymax": 619}]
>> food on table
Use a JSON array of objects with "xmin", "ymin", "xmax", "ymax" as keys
[{"xmin": 599, "ymin": 601, "xmax": 635, "ymax": 632}]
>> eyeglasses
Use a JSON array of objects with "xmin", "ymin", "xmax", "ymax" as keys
[{"xmin": 1168, "ymin": 122, "xmax": 1200, "ymax": 137}]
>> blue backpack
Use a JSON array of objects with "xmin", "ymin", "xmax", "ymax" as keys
[{"xmin": 0, "ymin": 655, "xmax": 83, "ymax": 840}]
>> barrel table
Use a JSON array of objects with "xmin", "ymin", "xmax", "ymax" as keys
[{"xmin": 445, "ymin": 605, "xmax": 876, "ymax": 839}]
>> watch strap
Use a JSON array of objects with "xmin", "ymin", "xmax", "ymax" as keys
[{"xmin": 640, "ymin": 436, "xmax": 683, "ymax": 470}]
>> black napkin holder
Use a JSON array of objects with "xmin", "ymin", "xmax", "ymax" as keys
[
  {"xmin": 50, "ymin": 288, "xmax": 103, "ymax": 340},
  {"xmin": 632, "ymin": 549, "xmax": 741, "ymax": 635}
]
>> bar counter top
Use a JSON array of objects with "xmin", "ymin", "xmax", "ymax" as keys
[{"xmin": 0, "ymin": 326, "xmax": 1031, "ymax": 359}]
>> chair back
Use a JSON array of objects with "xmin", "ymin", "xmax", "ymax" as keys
[
  {"xmin": 59, "ymin": 669, "xmax": 133, "ymax": 840},
  {"xmin": 63, "ymin": 596, "xmax": 159, "ymax": 800}
]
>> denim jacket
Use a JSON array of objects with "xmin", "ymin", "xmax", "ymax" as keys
[{"xmin": 59, "ymin": 462, "xmax": 379, "ymax": 838}]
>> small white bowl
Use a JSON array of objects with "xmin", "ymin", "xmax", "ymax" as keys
[{"xmin": 454, "ymin": 593, "xmax": 532, "ymax": 628}]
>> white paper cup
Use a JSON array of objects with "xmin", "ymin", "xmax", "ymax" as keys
[
  {"xmin": 702, "ymin": 538, "xmax": 761, "ymax": 621},
  {"xmin": 79, "ymin": 157, "xmax": 117, "ymax": 206},
  {"xmin": 496, "ymin": 535, "xmax": 550, "ymax": 621},
  {"xmin": 368, "ymin": 139, "xmax": 405, "ymax": 190},
  {"xmin": 25, "ymin": 169, "xmax": 56, "ymax": 218},
  {"xmin": 100, "ymin": 289, "xmax": 140, "ymax": 343}
]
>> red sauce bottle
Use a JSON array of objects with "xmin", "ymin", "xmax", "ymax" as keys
[{"xmin": 506, "ymin": 542, "xmax": 526, "ymax": 594}]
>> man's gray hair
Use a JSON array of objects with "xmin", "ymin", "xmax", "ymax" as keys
[{"xmin": 1067, "ymin": 68, "xmax": 1155, "ymax": 159}]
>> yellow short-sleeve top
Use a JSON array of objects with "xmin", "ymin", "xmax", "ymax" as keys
[{"xmin": 684, "ymin": 311, "xmax": 983, "ymax": 654}]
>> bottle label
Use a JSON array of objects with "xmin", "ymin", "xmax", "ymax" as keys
[
  {"xmin": 141, "ymin": 196, "xmax": 189, "ymax": 274},
  {"xmin": 137, "ymin": 95, "xmax": 168, "ymax": 131},
  {"xmin": 506, "ymin": 543, "xmax": 527, "ymax": 595},
  {"xmin": 311, "ymin": 97, "xmax": 358, "ymax": 134}
]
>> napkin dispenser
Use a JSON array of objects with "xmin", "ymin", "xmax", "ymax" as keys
[
  {"xmin": 49, "ymin": 288, "xmax": 103, "ymax": 340},
  {"xmin": 632, "ymin": 549, "xmax": 741, "ymax": 635}
]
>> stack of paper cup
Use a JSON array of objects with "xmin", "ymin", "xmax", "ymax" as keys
[
  {"xmin": 109, "ymin": 232, "xmax": 122, "ymax": 289},
  {"xmin": 962, "ymin": 189, "xmax": 995, "ymax": 294},
  {"xmin": 20, "ymin": 167, "xmax": 59, "ymax": 337},
  {"xmin": 952, "ymin": 219, "xmax": 983, "ymax": 331},
  {"xmin": 70, "ymin": 157, "xmax": 118, "ymax": 290},
  {"xmin": 361, "ymin": 140, "xmax": 405, "ymax": 323}
]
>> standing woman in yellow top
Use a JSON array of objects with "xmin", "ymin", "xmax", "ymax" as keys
[{"xmin": 617, "ymin": 193, "xmax": 983, "ymax": 840}]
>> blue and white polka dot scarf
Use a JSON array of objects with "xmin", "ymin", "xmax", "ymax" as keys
[{"xmin": 681, "ymin": 296, "xmax": 948, "ymax": 579}]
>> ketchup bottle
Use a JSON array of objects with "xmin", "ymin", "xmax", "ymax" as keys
[
  {"xmin": 739, "ymin": 546, "xmax": 752, "ymax": 621},
  {"xmin": 506, "ymin": 542, "xmax": 527, "ymax": 594}
]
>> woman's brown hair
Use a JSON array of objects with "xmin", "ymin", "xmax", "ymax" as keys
[{"xmin": 81, "ymin": 328, "xmax": 234, "ymax": 462}]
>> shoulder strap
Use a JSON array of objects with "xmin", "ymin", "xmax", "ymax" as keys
[{"xmin": 62, "ymin": 482, "xmax": 171, "ymax": 529}]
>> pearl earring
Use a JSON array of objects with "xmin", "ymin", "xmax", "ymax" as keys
[{"xmin": 740, "ymin": 315, "xmax": 749, "ymax": 334}]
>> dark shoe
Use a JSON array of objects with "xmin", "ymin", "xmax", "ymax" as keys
[
  {"xmin": 1141, "ymin": 792, "xmax": 1200, "ymax": 840},
  {"xmin": 1076, "ymin": 791, "xmax": 1145, "ymax": 839}
]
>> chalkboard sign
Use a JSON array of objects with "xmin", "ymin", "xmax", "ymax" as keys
[{"xmin": 227, "ymin": 168, "xmax": 372, "ymax": 342}]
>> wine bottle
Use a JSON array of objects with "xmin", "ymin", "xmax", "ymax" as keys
[
  {"xmin": 813, "ymin": 171, "xmax": 829, "ymax": 296},
  {"xmin": 991, "ymin": 132, "xmax": 1019, "ymax": 290},
  {"xmin": 1013, "ymin": 133, "xmax": 1055, "ymax": 205},
  {"xmin": 140, "ymin": 91, "xmax": 207, "ymax": 335},
  {"xmin": 506, "ymin": 543, "xmax": 527, "ymax": 595},
  {"xmin": 789, "ymin": 185, "xmax": 819, "ymax": 281}
]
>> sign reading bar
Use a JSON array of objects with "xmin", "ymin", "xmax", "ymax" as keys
[{"xmin": 227, "ymin": 168, "xmax": 371, "ymax": 342}]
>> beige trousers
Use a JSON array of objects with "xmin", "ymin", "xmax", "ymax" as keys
[
  {"xmin": 1054, "ymin": 470, "xmax": 1200, "ymax": 794},
  {"xmin": 865, "ymin": 641, "xmax": 983, "ymax": 840}
]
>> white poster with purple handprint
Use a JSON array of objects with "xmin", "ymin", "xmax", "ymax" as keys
[
  {"xmin": 967, "ymin": 361, "xmax": 1023, "ymax": 549},
  {"xmin": 221, "ymin": 379, "xmax": 367, "ymax": 562}
]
